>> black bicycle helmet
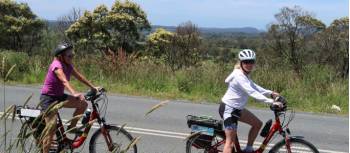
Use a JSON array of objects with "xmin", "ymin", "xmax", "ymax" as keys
[{"xmin": 53, "ymin": 42, "xmax": 73, "ymax": 56}]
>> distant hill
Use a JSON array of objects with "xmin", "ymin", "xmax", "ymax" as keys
[
  {"xmin": 152, "ymin": 25, "xmax": 262, "ymax": 34},
  {"xmin": 45, "ymin": 20, "xmax": 262, "ymax": 37}
]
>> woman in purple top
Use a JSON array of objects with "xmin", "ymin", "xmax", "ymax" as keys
[{"xmin": 40, "ymin": 42, "xmax": 98, "ymax": 153}]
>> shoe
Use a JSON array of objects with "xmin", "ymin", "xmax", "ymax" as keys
[{"xmin": 243, "ymin": 147, "xmax": 254, "ymax": 153}]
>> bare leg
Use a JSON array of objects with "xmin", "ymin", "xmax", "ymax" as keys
[
  {"xmin": 239, "ymin": 108, "xmax": 262, "ymax": 147},
  {"xmin": 223, "ymin": 129, "xmax": 237, "ymax": 153},
  {"xmin": 63, "ymin": 95, "xmax": 88, "ymax": 128}
]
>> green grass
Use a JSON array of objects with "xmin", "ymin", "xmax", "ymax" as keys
[{"xmin": 2, "ymin": 53, "xmax": 348, "ymax": 115}]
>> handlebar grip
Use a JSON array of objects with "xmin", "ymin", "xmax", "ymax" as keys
[
  {"xmin": 275, "ymin": 96, "xmax": 287, "ymax": 104},
  {"xmin": 99, "ymin": 88, "xmax": 106, "ymax": 92},
  {"xmin": 84, "ymin": 87, "xmax": 106, "ymax": 100},
  {"xmin": 270, "ymin": 104, "xmax": 279, "ymax": 111}
]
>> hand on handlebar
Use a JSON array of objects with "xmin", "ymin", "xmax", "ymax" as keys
[
  {"xmin": 271, "ymin": 91, "xmax": 280, "ymax": 99},
  {"xmin": 270, "ymin": 96, "xmax": 287, "ymax": 111}
]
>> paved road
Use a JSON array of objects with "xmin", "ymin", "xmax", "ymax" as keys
[{"xmin": 0, "ymin": 85, "xmax": 348, "ymax": 153}]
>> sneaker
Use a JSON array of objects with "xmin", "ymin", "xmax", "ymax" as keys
[{"xmin": 243, "ymin": 146, "xmax": 254, "ymax": 153}]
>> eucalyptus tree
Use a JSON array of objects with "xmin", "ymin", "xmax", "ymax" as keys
[
  {"xmin": 0, "ymin": 0, "xmax": 44, "ymax": 54},
  {"xmin": 315, "ymin": 17, "xmax": 349, "ymax": 78},
  {"xmin": 266, "ymin": 6, "xmax": 325, "ymax": 75},
  {"xmin": 66, "ymin": 0, "xmax": 150, "ymax": 54}
]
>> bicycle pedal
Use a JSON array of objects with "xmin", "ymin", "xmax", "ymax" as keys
[{"xmin": 49, "ymin": 148, "xmax": 58, "ymax": 153}]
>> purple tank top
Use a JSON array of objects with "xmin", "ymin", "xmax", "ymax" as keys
[{"xmin": 41, "ymin": 59, "xmax": 73, "ymax": 96}]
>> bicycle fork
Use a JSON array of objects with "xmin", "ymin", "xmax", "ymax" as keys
[
  {"xmin": 282, "ymin": 128, "xmax": 292, "ymax": 153},
  {"xmin": 101, "ymin": 124, "xmax": 115, "ymax": 151}
]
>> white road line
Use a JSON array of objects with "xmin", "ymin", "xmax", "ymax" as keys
[
  {"xmin": 0, "ymin": 112, "xmax": 347, "ymax": 153},
  {"xmin": 124, "ymin": 126, "xmax": 189, "ymax": 136}
]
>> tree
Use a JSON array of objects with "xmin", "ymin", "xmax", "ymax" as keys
[
  {"xmin": 0, "ymin": 0, "xmax": 45, "ymax": 54},
  {"xmin": 66, "ymin": 0, "xmax": 150, "ymax": 54},
  {"xmin": 266, "ymin": 6, "xmax": 325, "ymax": 75},
  {"xmin": 109, "ymin": 0, "xmax": 151, "ymax": 52},
  {"xmin": 145, "ymin": 22, "xmax": 202, "ymax": 70},
  {"xmin": 66, "ymin": 5, "xmax": 109, "ymax": 53},
  {"xmin": 56, "ymin": 8, "xmax": 82, "ymax": 41},
  {"xmin": 146, "ymin": 28, "xmax": 174, "ymax": 58},
  {"xmin": 316, "ymin": 17, "xmax": 349, "ymax": 78},
  {"xmin": 167, "ymin": 21, "xmax": 202, "ymax": 70}
]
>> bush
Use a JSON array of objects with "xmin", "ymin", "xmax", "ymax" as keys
[{"xmin": 0, "ymin": 50, "xmax": 30, "ymax": 80}]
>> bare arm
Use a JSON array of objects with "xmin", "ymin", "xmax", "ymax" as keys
[
  {"xmin": 54, "ymin": 68, "xmax": 77, "ymax": 95},
  {"xmin": 71, "ymin": 67, "xmax": 94, "ymax": 89}
]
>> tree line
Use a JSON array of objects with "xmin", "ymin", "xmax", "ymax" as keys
[{"xmin": 0, "ymin": 0, "xmax": 348, "ymax": 78}]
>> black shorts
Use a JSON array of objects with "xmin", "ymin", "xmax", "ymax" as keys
[
  {"xmin": 218, "ymin": 102, "xmax": 242, "ymax": 130},
  {"xmin": 39, "ymin": 94, "xmax": 68, "ymax": 110}
]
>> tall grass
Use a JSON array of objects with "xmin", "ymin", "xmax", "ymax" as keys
[{"xmin": 3, "ymin": 52, "xmax": 348, "ymax": 114}]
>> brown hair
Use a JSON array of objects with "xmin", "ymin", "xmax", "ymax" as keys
[{"xmin": 234, "ymin": 61, "xmax": 241, "ymax": 69}]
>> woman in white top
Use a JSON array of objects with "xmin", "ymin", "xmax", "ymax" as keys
[{"xmin": 218, "ymin": 49, "xmax": 283, "ymax": 153}]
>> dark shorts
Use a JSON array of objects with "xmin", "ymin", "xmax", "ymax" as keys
[
  {"xmin": 39, "ymin": 94, "xmax": 68, "ymax": 110},
  {"xmin": 218, "ymin": 102, "xmax": 242, "ymax": 130}
]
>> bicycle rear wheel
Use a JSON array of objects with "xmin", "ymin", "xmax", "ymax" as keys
[
  {"xmin": 186, "ymin": 133, "xmax": 224, "ymax": 153},
  {"xmin": 89, "ymin": 125, "xmax": 137, "ymax": 153},
  {"xmin": 269, "ymin": 138, "xmax": 319, "ymax": 153},
  {"xmin": 18, "ymin": 121, "xmax": 41, "ymax": 153}
]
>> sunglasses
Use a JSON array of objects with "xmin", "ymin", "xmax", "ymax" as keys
[
  {"xmin": 65, "ymin": 54, "xmax": 74, "ymax": 58},
  {"xmin": 242, "ymin": 60, "xmax": 256, "ymax": 64}
]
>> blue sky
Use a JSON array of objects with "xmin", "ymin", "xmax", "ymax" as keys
[{"xmin": 17, "ymin": 0, "xmax": 349, "ymax": 30}]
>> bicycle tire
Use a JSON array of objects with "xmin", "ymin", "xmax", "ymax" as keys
[
  {"xmin": 269, "ymin": 138, "xmax": 319, "ymax": 153},
  {"xmin": 89, "ymin": 125, "xmax": 137, "ymax": 153},
  {"xmin": 18, "ymin": 122, "xmax": 41, "ymax": 153},
  {"xmin": 186, "ymin": 133, "xmax": 225, "ymax": 153}
]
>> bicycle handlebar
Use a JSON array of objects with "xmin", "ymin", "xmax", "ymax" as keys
[
  {"xmin": 270, "ymin": 96, "xmax": 287, "ymax": 112},
  {"xmin": 84, "ymin": 87, "xmax": 106, "ymax": 101}
]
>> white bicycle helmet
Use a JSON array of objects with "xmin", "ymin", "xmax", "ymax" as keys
[{"xmin": 238, "ymin": 49, "xmax": 256, "ymax": 61}]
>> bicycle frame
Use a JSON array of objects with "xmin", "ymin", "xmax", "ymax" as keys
[
  {"xmin": 242, "ymin": 111, "xmax": 291, "ymax": 153},
  {"xmin": 207, "ymin": 111, "xmax": 292, "ymax": 153},
  {"xmin": 55, "ymin": 93, "xmax": 115, "ymax": 151}
]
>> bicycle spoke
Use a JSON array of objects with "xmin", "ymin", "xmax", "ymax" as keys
[
  {"xmin": 90, "ymin": 126, "xmax": 136, "ymax": 153},
  {"xmin": 271, "ymin": 138, "xmax": 318, "ymax": 153}
]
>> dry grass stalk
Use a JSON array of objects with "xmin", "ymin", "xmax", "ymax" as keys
[
  {"xmin": 120, "ymin": 136, "xmax": 141, "ymax": 153},
  {"xmin": 184, "ymin": 131, "xmax": 201, "ymax": 141},
  {"xmin": 4, "ymin": 64, "xmax": 16, "ymax": 81},
  {"xmin": 145, "ymin": 100, "xmax": 170, "ymax": 116},
  {"xmin": 23, "ymin": 93, "xmax": 34, "ymax": 107},
  {"xmin": 0, "ymin": 105, "xmax": 15, "ymax": 120}
]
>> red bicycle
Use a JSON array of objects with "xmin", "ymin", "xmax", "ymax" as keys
[
  {"xmin": 185, "ymin": 96, "xmax": 319, "ymax": 153},
  {"xmin": 16, "ymin": 88, "xmax": 137, "ymax": 153}
]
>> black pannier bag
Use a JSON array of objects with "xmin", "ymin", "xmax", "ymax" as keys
[{"xmin": 186, "ymin": 115, "xmax": 223, "ymax": 148}]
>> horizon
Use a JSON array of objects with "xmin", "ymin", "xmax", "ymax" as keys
[{"xmin": 17, "ymin": 0, "xmax": 349, "ymax": 30}]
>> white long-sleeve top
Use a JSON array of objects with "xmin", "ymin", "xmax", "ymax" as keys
[{"xmin": 221, "ymin": 69, "xmax": 274, "ymax": 110}]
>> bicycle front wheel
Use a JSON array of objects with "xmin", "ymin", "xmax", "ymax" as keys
[
  {"xmin": 186, "ymin": 133, "xmax": 224, "ymax": 153},
  {"xmin": 269, "ymin": 138, "xmax": 319, "ymax": 153},
  {"xmin": 89, "ymin": 125, "xmax": 137, "ymax": 153}
]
